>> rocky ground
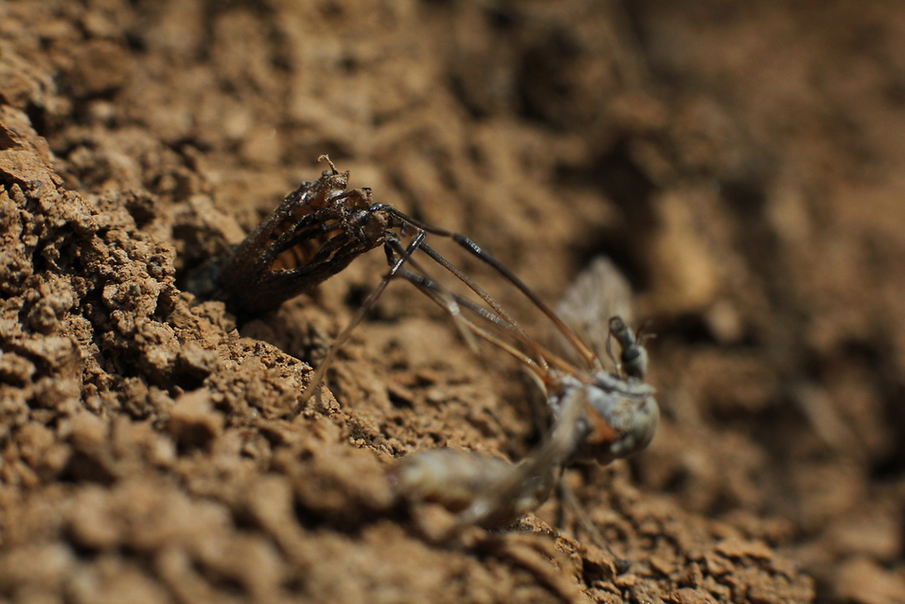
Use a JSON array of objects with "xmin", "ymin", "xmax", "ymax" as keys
[{"xmin": 1, "ymin": 1, "xmax": 904, "ymax": 602}]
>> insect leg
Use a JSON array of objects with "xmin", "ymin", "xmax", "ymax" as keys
[
  {"xmin": 453, "ymin": 379, "xmax": 588, "ymax": 529},
  {"xmin": 378, "ymin": 205, "xmax": 600, "ymax": 370},
  {"xmin": 384, "ymin": 261, "xmax": 583, "ymax": 386},
  {"xmin": 382, "ymin": 238, "xmax": 551, "ymax": 382},
  {"xmin": 289, "ymin": 230, "xmax": 428, "ymax": 417},
  {"xmin": 449, "ymin": 233, "xmax": 599, "ymax": 370},
  {"xmin": 557, "ymin": 480, "xmax": 629, "ymax": 575},
  {"xmin": 416, "ymin": 242, "xmax": 522, "ymax": 336}
]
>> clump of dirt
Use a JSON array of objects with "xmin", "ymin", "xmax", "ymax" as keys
[{"xmin": 2, "ymin": 1, "xmax": 904, "ymax": 602}]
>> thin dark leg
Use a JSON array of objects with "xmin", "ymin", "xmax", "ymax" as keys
[
  {"xmin": 289, "ymin": 230, "xmax": 427, "ymax": 417},
  {"xmin": 380, "ymin": 205, "xmax": 598, "ymax": 369}
]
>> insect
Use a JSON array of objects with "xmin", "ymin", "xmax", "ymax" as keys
[
  {"xmin": 388, "ymin": 315, "xmax": 657, "ymax": 530},
  {"xmin": 241, "ymin": 160, "xmax": 661, "ymax": 532},
  {"xmin": 193, "ymin": 156, "xmax": 658, "ymax": 531}
]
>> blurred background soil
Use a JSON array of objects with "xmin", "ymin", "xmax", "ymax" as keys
[{"xmin": 1, "ymin": 1, "xmax": 904, "ymax": 602}]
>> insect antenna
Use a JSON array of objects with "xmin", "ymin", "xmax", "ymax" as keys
[{"xmin": 606, "ymin": 316, "xmax": 651, "ymax": 379}]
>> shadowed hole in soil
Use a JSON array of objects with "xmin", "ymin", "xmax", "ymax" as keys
[
  {"xmin": 873, "ymin": 378, "xmax": 905, "ymax": 480},
  {"xmin": 61, "ymin": 451, "xmax": 118, "ymax": 486},
  {"xmin": 557, "ymin": 140, "xmax": 659, "ymax": 292},
  {"xmin": 515, "ymin": 29, "xmax": 582, "ymax": 129}
]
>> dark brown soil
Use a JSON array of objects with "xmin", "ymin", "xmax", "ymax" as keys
[{"xmin": 2, "ymin": 1, "xmax": 904, "ymax": 602}]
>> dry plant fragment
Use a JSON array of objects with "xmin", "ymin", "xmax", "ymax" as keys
[{"xmin": 188, "ymin": 156, "xmax": 395, "ymax": 316}]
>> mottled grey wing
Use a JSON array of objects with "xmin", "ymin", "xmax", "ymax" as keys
[{"xmin": 551, "ymin": 256, "xmax": 634, "ymax": 365}]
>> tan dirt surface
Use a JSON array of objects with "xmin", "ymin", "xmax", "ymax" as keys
[{"xmin": 1, "ymin": 1, "xmax": 903, "ymax": 602}]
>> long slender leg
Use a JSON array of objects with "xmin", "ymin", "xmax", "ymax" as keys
[
  {"xmin": 380, "ymin": 206, "xmax": 599, "ymax": 370},
  {"xmin": 453, "ymin": 378, "xmax": 587, "ymax": 529},
  {"xmin": 289, "ymin": 230, "xmax": 427, "ymax": 418},
  {"xmin": 558, "ymin": 480, "xmax": 628, "ymax": 575},
  {"xmin": 382, "ymin": 239, "xmax": 516, "ymax": 332},
  {"xmin": 417, "ymin": 242, "xmax": 522, "ymax": 335},
  {"xmin": 451, "ymin": 234, "xmax": 598, "ymax": 370},
  {"xmin": 384, "ymin": 236, "xmax": 533, "ymax": 361},
  {"xmin": 383, "ymin": 239, "xmax": 571, "ymax": 382},
  {"xmin": 383, "ymin": 239, "xmax": 585, "ymax": 384},
  {"xmin": 394, "ymin": 267, "xmax": 519, "ymax": 332},
  {"xmin": 389, "ymin": 264, "xmax": 547, "ymax": 380}
]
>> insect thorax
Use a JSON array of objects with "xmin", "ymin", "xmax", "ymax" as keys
[{"xmin": 552, "ymin": 373, "xmax": 659, "ymax": 466}]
